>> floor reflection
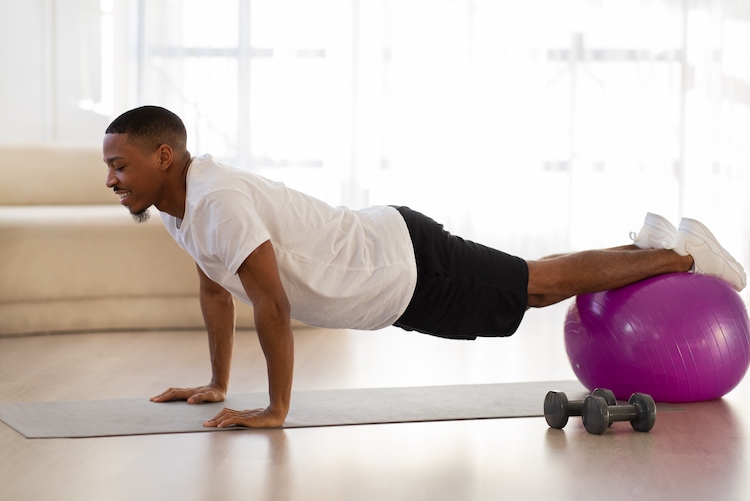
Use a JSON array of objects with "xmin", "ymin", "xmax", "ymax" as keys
[{"xmin": 544, "ymin": 398, "xmax": 748, "ymax": 500}]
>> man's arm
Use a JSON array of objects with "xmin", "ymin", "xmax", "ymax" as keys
[
  {"xmin": 203, "ymin": 239, "xmax": 294, "ymax": 428},
  {"xmin": 150, "ymin": 264, "xmax": 235, "ymax": 404}
]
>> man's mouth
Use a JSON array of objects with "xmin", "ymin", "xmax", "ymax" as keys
[{"xmin": 115, "ymin": 190, "xmax": 131, "ymax": 205}]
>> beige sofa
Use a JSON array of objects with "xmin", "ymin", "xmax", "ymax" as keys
[{"xmin": 0, "ymin": 143, "xmax": 256, "ymax": 336}]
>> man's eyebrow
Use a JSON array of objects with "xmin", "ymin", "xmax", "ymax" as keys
[{"xmin": 104, "ymin": 156, "xmax": 125, "ymax": 163}]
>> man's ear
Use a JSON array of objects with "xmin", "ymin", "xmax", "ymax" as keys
[{"xmin": 156, "ymin": 144, "xmax": 174, "ymax": 171}]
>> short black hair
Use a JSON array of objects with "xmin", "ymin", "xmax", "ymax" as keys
[{"xmin": 106, "ymin": 105, "xmax": 187, "ymax": 154}]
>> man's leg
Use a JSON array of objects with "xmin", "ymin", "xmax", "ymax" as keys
[
  {"xmin": 537, "ymin": 244, "xmax": 640, "ymax": 261},
  {"xmin": 527, "ymin": 212, "xmax": 747, "ymax": 308},
  {"xmin": 526, "ymin": 248, "xmax": 693, "ymax": 308}
]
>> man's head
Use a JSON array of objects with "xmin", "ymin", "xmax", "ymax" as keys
[
  {"xmin": 105, "ymin": 105, "xmax": 188, "ymax": 156},
  {"xmin": 103, "ymin": 106, "xmax": 190, "ymax": 222}
]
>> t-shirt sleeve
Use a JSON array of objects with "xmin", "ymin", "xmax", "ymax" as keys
[{"xmin": 193, "ymin": 189, "xmax": 271, "ymax": 274}]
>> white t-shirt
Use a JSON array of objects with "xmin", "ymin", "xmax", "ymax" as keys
[{"xmin": 160, "ymin": 154, "xmax": 417, "ymax": 330}]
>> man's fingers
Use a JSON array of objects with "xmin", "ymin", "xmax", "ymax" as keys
[
  {"xmin": 216, "ymin": 416, "xmax": 245, "ymax": 428},
  {"xmin": 204, "ymin": 407, "xmax": 246, "ymax": 427},
  {"xmin": 188, "ymin": 389, "xmax": 224, "ymax": 404},
  {"xmin": 150, "ymin": 387, "xmax": 187, "ymax": 402},
  {"xmin": 151, "ymin": 386, "xmax": 225, "ymax": 404},
  {"xmin": 187, "ymin": 392, "xmax": 209, "ymax": 404},
  {"xmin": 203, "ymin": 407, "xmax": 271, "ymax": 428},
  {"xmin": 205, "ymin": 407, "xmax": 237, "ymax": 425}
]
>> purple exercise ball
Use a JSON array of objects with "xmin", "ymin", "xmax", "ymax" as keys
[{"xmin": 564, "ymin": 272, "xmax": 750, "ymax": 402}]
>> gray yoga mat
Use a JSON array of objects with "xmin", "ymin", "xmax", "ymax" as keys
[{"xmin": 0, "ymin": 380, "xmax": 681, "ymax": 439}]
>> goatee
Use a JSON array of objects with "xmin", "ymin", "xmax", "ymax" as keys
[{"xmin": 131, "ymin": 209, "xmax": 151, "ymax": 223}]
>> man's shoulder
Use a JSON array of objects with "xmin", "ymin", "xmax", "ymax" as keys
[
  {"xmin": 188, "ymin": 155, "xmax": 252, "ymax": 200},
  {"xmin": 190, "ymin": 154, "xmax": 241, "ymax": 182}
]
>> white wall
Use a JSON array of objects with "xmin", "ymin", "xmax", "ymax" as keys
[
  {"xmin": 0, "ymin": 1, "xmax": 48, "ymax": 141},
  {"xmin": 0, "ymin": 0, "xmax": 114, "ymax": 145}
]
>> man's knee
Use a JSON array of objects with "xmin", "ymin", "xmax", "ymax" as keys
[
  {"xmin": 527, "ymin": 260, "xmax": 555, "ymax": 294},
  {"xmin": 526, "ymin": 259, "xmax": 570, "ymax": 308},
  {"xmin": 526, "ymin": 293, "xmax": 545, "ymax": 309},
  {"xmin": 526, "ymin": 292, "xmax": 565, "ymax": 309}
]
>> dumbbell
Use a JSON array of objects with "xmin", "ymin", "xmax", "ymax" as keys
[
  {"xmin": 544, "ymin": 388, "xmax": 617, "ymax": 429},
  {"xmin": 582, "ymin": 392, "xmax": 657, "ymax": 435}
]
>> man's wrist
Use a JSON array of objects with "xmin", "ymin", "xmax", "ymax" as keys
[
  {"xmin": 209, "ymin": 380, "xmax": 228, "ymax": 393},
  {"xmin": 268, "ymin": 401, "xmax": 290, "ymax": 419}
]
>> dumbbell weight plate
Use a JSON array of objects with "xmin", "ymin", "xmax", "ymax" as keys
[
  {"xmin": 581, "ymin": 395, "xmax": 610, "ymax": 435},
  {"xmin": 629, "ymin": 393, "xmax": 657, "ymax": 432},
  {"xmin": 544, "ymin": 391, "xmax": 571, "ymax": 429},
  {"xmin": 589, "ymin": 388, "xmax": 617, "ymax": 429},
  {"xmin": 592, "ymin": 388, "xmax": 617, "ymax": 408}
]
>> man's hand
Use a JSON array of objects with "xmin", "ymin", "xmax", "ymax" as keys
[
  {"xmin": 150, "ymin": 384, "xmax": 226, "ymax": 404},
  {"xmin": 203, "ymin": 406, "xmax": 286, "ymax": 428}
]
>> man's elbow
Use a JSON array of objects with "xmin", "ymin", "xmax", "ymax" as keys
[
  {"xmin": 257, "ymin": 295, "xmax": 291, "ymax": 323},
  {"xmin": 274, "ymin": 296, "xmax": 292, "ymax": 320},
  {"xmin": 200, "ymin": 285, "xmax": 234, "ymax": 306}
]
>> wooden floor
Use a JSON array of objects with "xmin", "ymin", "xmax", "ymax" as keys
[{"xmin": 2, "ymin": 301, "xmax": 749, "ymax": 501}]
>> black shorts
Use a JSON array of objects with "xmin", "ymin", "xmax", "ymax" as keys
[{"xmin": 393, "ymin": 206, "xmax": 528, "ymax": 340}]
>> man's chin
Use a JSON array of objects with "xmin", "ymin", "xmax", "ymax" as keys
[{"xmin": 130, "ymin": 207, "xmax": 151, "ymax": 224}]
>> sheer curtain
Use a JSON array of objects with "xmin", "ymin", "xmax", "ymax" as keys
[
  {"xmin": 132, "ymin": 0, "xmax": 750, "ymax": 293},
  {"xmin": 681, "ymin": 0, "xmax": 750, "ymax": 282}
]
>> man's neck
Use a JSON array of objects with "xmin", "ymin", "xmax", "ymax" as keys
[{"xmin": 156, "ymin": 154, "xmax": 193, "ymax": 219}]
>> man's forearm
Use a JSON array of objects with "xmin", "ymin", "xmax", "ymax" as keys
[
  {"xmin": 199, "ymin": 287, "xmax": 236, "ymax": 392},
  {"xmin": 254, "ymin": 300, "xmax": 294, "ymax": 417}
]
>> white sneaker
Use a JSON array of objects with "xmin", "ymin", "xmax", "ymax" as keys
[
  {"xmin": 672, "ymin": 218, "xmax": 747, "ymax": 292},
  {"xmin": 630, "ymin": 213, "xmax": 678, "ymax": 250}
]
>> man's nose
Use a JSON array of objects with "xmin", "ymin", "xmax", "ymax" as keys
[{"xmin": 105, "ymin": 168, "xmax": 117, "ymax": 188}]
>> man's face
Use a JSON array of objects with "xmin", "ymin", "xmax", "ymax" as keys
[{"xmin": 103, "ymin": 133, "xmax": 162, "ymax": 222}]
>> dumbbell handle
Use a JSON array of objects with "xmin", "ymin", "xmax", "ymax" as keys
[
  {"xmin": 607, "ymin": 404, "xmax": 640, "ymax": 422},
  {"xmin": 566, "ymin": 400, "xmax": 583, "ymax": 415}
]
